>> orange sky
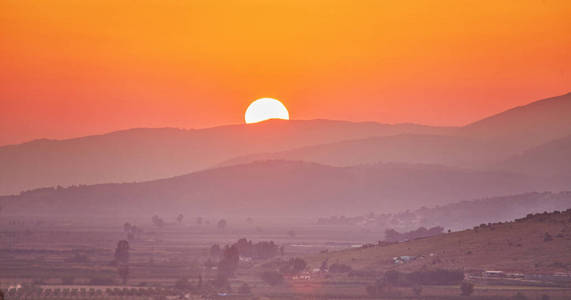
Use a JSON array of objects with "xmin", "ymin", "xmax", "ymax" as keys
[{"xmin": 1, "ymin": 0, "xmax": 570, "ymax": 145}]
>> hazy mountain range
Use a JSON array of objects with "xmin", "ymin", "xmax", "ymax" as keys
[
  {"xmin": 0, "ymin": 160, "xmax": 546, "ymax": 217},
  {"xmin": 318, "ymin": 191, "xmax": 571, "ymax": 231},
  {"xmin": 0, "ymin": 120, "xmax": 453, "ymax": 196},
  {"xmin": 1, "ymin": 92, "xmax": 570, "ymax": 217}
]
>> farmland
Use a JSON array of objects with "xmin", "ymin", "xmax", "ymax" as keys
[{"xmin": 2, "ymin": 210, "xmax": 571, "ymax": 299}]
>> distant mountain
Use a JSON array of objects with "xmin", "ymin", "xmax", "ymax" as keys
[
  {"xmin": 0, "ymin": 160, "xmax": 542, "ymax": 217},
  {"xmin": 460, "ymin": 92, "xmax": 571, "ymax": 150},
  {"xmin": 0, "ymin": 120, "xmax": 453, "ymax": 195},
  {"xmin": 220, "ymin": 134, "xmax": 503, "ymax": 169},
  {"xmin": 2, "ymin": 92, "xmax": 570, "ymax": 197},
  {"xmin": 499, "ymin": 134, "xmax": 571, "ymax": 180},
  {"xmin": 221, "ymin": 93, "xmax": 571, "ymax": 172},
  {"xmin": 319, "ymin": 191, "xmax": 571, "ymax": 232}
]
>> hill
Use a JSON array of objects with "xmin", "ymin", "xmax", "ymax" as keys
[
  {"xmin": 221, "ymin": 93, "xmax": 571, "ymax": 171},
  {"xmin": 317, "ymin": 192, "xmax": 571, "ymax": 232},
  {"xmin": 460, "ymin": 92, "xmax": 571, "ymax": 151},
  {"xmin": 499, "ymin": 135, "xmax": 571, "ymax": 180},
  {"xmin": 0, "ymin": 120, "xmax": 452, "ymax": 195},
  {"xmin": 1, "ymin": 92, "xmax": 570, "ymax": 198},
  {"xmin": 309, "ymin": 209, "xmax": 571, "ymax": 274},
  {"xmin": 0, "ymin": 160, "xmax": 540, "ymax": 217},
  {"xmin": 220, "ymin": 134, "xmax": 502, "ymax": 169}
]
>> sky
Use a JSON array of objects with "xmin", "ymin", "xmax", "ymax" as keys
[{"xmin": 1, "ymin": 0, "xmax": 570, "ymax": 145}]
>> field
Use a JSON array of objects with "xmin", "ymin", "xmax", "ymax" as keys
[{"xmin": 1, "ymin": 212, "xmax": 571, "ymax": 299}]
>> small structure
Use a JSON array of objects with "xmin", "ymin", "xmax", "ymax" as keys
[
  {"xmin": 483, "ymin": 270, "xmax": 505, "ymax": 278},
  {"xmin": 393, "ymin": 256, "xmax": 415, "ymax": 264},
  {"xmin": 239, "ymin": 256, "xmax": 252, "ymax": 262},
  {"xmin": 292, "ymin": 272, "xmax": 312, "ymax": 280}
]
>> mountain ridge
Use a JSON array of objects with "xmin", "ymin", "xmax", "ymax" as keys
[{"xmin": 0, "ymin": 160, "xmax": 546, "ymax": 217}]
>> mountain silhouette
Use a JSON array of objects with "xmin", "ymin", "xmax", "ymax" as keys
[
  {"xmin": 0, "ymin": 120, "xmax": 452, "ymax": 195},
  {"xmin": 1, "ymin": 92, "xmax": 570, "ymax": 197},
  {"xmin": 499, "ymin": 134, "xmax": 571, "ymax": 180},
  {"xmin": 460, "ymin": 92, "xmax": 571, "ymax": 150},
  {"xmin": 0, "ymin": 160, "xmax": 543, "ymax": 217},
  {"xmin": 219, "ymin": 134, "xmax": 500, "ymax": 169},
  {"xmin": 221, "ymin": 93, "xmax": 571, "ymax": 173}
]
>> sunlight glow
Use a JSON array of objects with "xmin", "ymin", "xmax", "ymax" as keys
[{"xmin": 244, "ymin": 98, "xmax": 290, "ymax": 124}]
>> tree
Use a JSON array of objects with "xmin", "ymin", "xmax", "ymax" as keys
[
  {"xmin": 123, "ymin": 223, "xmax": 141, "ymax": 241},
  {"xmin": 217, "ymin": 219, "xmax": 227, "ymax": 230},
  {"xmin": 320, "ymin": 258, "xmax": 329, "ymax": 271},
  {"xmin": 210, "ymin": 244, "xmax": 222, "ymax": 258},
  {"xmin": 217, "ymin": 245, "xmax": 239, "ymax": 277},
  {"xmin": 280, "ymin": 258, "xmax": 306, "ymax": 274},
  {"xmin": 460, "ymin": 281, "xmax": 474, "ymax": 296},
  {"xmin": 176, "ymin": 214, "xmax": 184, "ymax": 224},
  {"xmin": 123, "ymin": 222, "xmax": 132, "ymax": 232},
  {"xmin": 114, "ymin": 240, "xmax": 130, "ymax": 284},
  {"xmin": 152, "ymin": 215, "xmax": 165, "ymax": 228}
]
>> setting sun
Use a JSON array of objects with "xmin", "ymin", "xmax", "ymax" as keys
[{"xmin": 244, "ymin": 98, "xmax": 290, "ymax": 124}]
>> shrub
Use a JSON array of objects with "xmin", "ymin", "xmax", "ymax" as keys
[
  {"xmin": 279, "ymin": 257, "xmax": 307, "ymax": 274},
  {"xmin": 460, "ymin": 281, "xmax": 474, "ymax": 296},
  {"xmin": 261, "ymin": 271, "xmax": 283, "ymax": 286},
  {"xmin": 238, "ymin": 283, "xmax": 251, "ymax": 294},
  {"xmin": 544, "ymin": 232, "xmax": 553, "ymax": 242}
]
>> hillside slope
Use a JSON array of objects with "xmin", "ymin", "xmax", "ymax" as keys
[{"xmin": 310, "ymin": 209, "xmax": 571, "ymax": 274}]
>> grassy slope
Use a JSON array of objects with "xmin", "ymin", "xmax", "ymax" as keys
[{"xmin": 307, "ymin": 210, "xmax": 571, "ymax": 274}]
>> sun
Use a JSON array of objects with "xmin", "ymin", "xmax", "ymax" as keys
[{"xmin": 244, "ymin": 98, "xmax": 290, "ymax": 124}]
